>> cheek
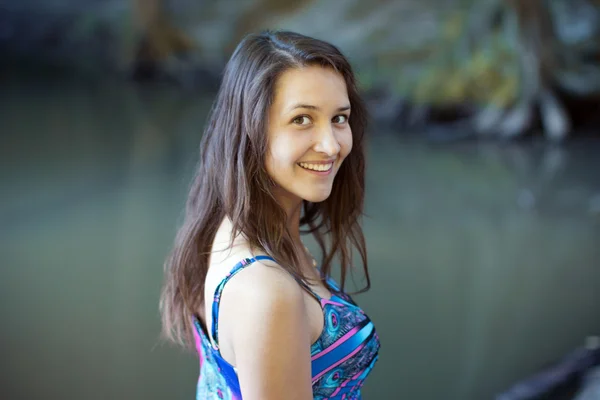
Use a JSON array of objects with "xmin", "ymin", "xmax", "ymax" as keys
[
  {"xmin": 264, "ymin": 140, "xmax": 278, "ymax": 176},
  {"xmin": 339, "ymin": 129, "xmax": 353, "ymax": 158},
  {"xmin": 271, "ymin": 133, "xmax": 307, "ymax": 163},
  {"xmin": 266, "ymin": 134, "xmax": 296, "ymax": 170}
]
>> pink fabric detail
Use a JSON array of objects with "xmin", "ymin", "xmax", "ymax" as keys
[
  {"xmin": 327, "ymin": 372, "xmax": 353, "ymax": 398},
  {"xmin": 320, "ymin": 298, "xmax": 347, "ymax": 308},
  {"xmin": 312, "ymin": 340, "xmax": 368, "ymax": 382},
  {"xmin": 192, "ymin": 324, "xmax": 204, "ymax": 370},
  {"xmin": 352, "ymin": 366, "xmax": 367, "ymax": 380},
  {"xmin": 311, "ymin": 325, "xmax": 362, "ymax": 361}
]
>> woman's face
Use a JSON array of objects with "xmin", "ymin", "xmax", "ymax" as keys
[{"xmin": 265, "ymin": 65, "xmax": 353, "ymax": 210}]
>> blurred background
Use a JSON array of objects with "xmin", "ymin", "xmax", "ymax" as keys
[{"xmin": 1, "ymin": 1, "xmax": 599, "ymax": 399}]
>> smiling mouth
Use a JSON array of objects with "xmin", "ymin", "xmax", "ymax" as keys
[{"xmin": 298, "ymin": 162, "xmax": 334, "ymax": 172}]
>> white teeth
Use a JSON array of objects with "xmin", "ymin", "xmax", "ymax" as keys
[{"xmin": 299, "ymin": 162, "xmax": 333, "ymax": 172}]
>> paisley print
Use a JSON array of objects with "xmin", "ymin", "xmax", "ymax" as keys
[{"xmin": 193, "ymin": 256, "xmax": 380, "ymax": 399}]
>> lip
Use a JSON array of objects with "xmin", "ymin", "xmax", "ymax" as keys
[
  {"xmin": 298, "ymin": 159, "xmax": 336, "ymax": 164},
  {"xmin": 297, "ymin": 160, "xmax": 335, "ymax": 176}
]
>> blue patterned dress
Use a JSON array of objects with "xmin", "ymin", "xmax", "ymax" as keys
[{"xmin": 192, "ymin": 255, "xmax": 380, "ymax": 399}]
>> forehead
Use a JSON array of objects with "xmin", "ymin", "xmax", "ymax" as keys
[{"xmin": 271, "ymin": 65, "xmax": 349, "ymax": 112}]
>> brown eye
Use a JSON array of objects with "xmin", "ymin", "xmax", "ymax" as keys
[
  {"xmin": 293, "ymin": 115, "xmax": 311, "ymax": 125},
  {"xmin": 333, "ymin": 114, "xmax": 349, "ymax": 124}
]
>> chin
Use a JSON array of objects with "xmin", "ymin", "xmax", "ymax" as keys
[{"xmin": 302, "ymin": 189, "xmax": 333, "ymax": 203}]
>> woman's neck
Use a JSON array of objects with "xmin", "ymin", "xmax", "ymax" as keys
[{"xmin": 286, "ymin": 201, "xmax": 303, "ymax": 243}]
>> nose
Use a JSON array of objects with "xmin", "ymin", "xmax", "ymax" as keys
[{"xmin": 313, "ymin": 124, "xmax": 341, "ymax": 157}]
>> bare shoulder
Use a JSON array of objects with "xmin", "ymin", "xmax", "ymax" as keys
[
  {"xmin": 218, "ymin": 258, "xmax": 313, "ymax": 399},
  {"xmin": 203, "ymin": 226, "xmax": 307, "ymax": 341},
  {"xmin": 214, "ymin": 255, "xmax": 309, "ymax": 347},
  {"xmin": 205, "ymin": 219, "xmax": 303, "ymax": 302},
  {"xmin": 219, "ymin": 257, "xmax": 306, "ymax": 314}
]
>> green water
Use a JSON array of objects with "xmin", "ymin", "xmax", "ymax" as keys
[{"xmin": 1, "ymin": 75, "xmax": 599, "ymax": 399}]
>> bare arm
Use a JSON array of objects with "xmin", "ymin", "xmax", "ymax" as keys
[{"xmin": 217, "ymin": 263, "xmax": 314, "ymax": 400}]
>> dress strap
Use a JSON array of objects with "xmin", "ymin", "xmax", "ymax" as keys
[
  {"xmin": 209, "ymin": 255, "xmax": 274, "ymax": 351},
  {"xmin": 209, "ymin": 255, "xmax": 327, "ymax": 351},
  {"xmin": 292, "ymin": 275, "xmax": 323, "ymax": 303},
  {"xmin": 325, "ymin": 275, "xmax": 341, "ymax": 292}
]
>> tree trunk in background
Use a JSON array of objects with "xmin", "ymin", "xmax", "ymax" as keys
[
  {"xmin": 470, "ymin": 0, "xmax": 570, "ymax": 140},
  {"xmin": 506, "ymin": 0, "xmax": 556, "ymax": 101},
  {"xmin": 228, "ymin": 0, "xmax": 312, "ymax": 54},
  {"xmin": 506, "ymin": 0, "xmax": 570, "ymax": 140},
  {"xmin": 131, "ymin": 0, "xmax": 195, "ymax": 79}
]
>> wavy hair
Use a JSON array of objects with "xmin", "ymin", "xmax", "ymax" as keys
[{"xmin": 160, "ymin": 30, "xmax": 370, "ymax": 348}]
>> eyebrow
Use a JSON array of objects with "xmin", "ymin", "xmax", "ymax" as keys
[{"xmin": 287, "ymin": 104, "xmax": 351, "ymax": 113}]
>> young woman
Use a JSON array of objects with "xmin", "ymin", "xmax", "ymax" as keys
[{"xmin": 160, "ymin": 30, "xmax": 380, "ymax": 400}]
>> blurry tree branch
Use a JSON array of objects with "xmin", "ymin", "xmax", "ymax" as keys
[
  {"xmin": 397, "ymin": 0, "xmax": 599, "ymax": 141},
  {"xmin": 472, "ymin": 0, "xmax": 571, "ymax": 141},
  {"xmin": 131, "ymin": 0, "xmax": 196, "ymax": 79}
]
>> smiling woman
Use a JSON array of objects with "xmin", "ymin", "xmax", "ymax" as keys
[
  {"xmin": 159, "ymin": 30, "xmax": 380, "ymax": 400},
  {"xmin": 266, "ymin": 65, "xmax": 353, "ymax": 206}
]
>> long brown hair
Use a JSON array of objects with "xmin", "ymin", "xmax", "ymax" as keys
[{"xmin": 160, "ymin": 30, "xmax": 370, "ymax": 349}]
